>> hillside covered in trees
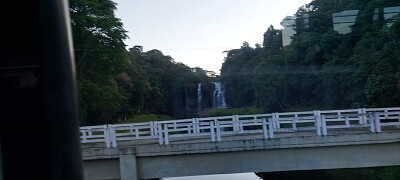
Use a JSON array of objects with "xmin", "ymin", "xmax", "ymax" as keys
[
  {"xmin": 221, "ymin": 0, "xmax": 400, "ymax": 114},
  {"xmin": 68, "ymin": 0, "xmax": 400, "ymax": 178},
  {"xmin": 219, "ymin": 0, "xmax": 400, "ymax": 178},
  {"xmin": 70, "ymin": 0, "xmax": 216, "ymax": 125},
  {"xmin": 70, "ymin": 0, "xmax": 400, "ymax": 130}
]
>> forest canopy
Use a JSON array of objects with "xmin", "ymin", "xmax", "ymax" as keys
[{"xmin": 220, "ymin": 0, "xmax": 400, "ymax": 113}]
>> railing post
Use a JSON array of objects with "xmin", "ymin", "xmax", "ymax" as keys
[
  {"xmin": 210, "ymin": 121, "xmax": 215, "ymax": 142},
  {"xmin": 314, "ymin": 110, "xmax": 321, "ymax": 126},
  {"xmin": 321, "ymin": 115, "xmax": 327, "ymax": 136},
  {"xmin": 192, "ymin": 118, "xmax": 198, "ymax": 134},
  {"xmin": 158, "ymin": 124, "xmax": 163, "ymax": 145},
  {"xmin": 238, "ymin": 121, "xmax": 244, "ymax": 133},
  {"xmin": 216, "ymin": 121, "xmax": 221, "ymax": 142},
  {"xmin": 164, "ymin": 124, "xmax": 169, "ymax": 145},
  {"xmin": 358, "ymin": 108, "xmax": 364, "ymax": 124},
  {"xmin": 154, "ymin": 122, "xmax": 159, "ymax": 136},
  {"xmin": 150, "ymin": 121, "xmax": 155, "ymax": 136},
  {"xmin": 292, "ymin": 117, "xmax": 297, "ymax": 131},
  {"xmin": 369, "ymin": 113, "xmax": 376, "ymax": 133},
  {"xmin": 262, "ymin": 118, "xmax": 268, "ymax": 139},
  {"xmin": 273, "ymin": 113, "xmax": 280, "ymax": 129},
  {"xmin": 315, "ymin": 114, "xmax": 322, "ymax": 136},
  {"xmin": 268, "ymin": 118, "xmax": 274, "ymax": 138},
  {"xmin": 104, "ymin": 125, "xmax": 111, "ymax": 148},
  {"xmin": 129, "ymin": 125, "xmax": 133, "ymax": 135},
  {"xmin": 135, "ymin": 127, "xmax": 139, "ymax": 139},
  {"xmin": 232, "ymin": 115, "xmax": 238, "ymax": 131},
  {"xmin": 236, "ymin": 115, "xmax": 240, "ymax": 132},
  {"xmin": 81, "ymin": 130, "xmax": 87, "ymax": 143},
  {"xmin": 374, "ymin": 113, "xmax": 381, "ymax": 133},
  {"xmin": 109, "ymin": 125, "xmax": 117, "ymax": 148},
  {"xmin": 362, "ymin": 108, "xmax": 367, "ymax": 124},
  {"xmin": 188, "ymin": 124, "xmax": 192, "ymax": 135},
  {"xmin": 345, "ymin": 116, "xmax": 350, "ymax": 127}
]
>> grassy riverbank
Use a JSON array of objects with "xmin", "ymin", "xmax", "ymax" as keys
[
  {"xmin": 201, "ymin": 106, "xmax": 263, "ymax": 117},
  {"xmin": 116, "ymin": 114, "xmax": 173, "ymax": 124}
]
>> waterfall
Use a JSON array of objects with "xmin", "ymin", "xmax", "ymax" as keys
[
  {"xmin": 197, "ymin": 83, "xmax": 202, "ymax": 113},
  {"xmin": 212, "ymin": 82, "xmax": 227, "ymax": 109}
]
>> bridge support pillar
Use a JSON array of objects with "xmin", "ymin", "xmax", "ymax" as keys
[{"xmin": 120, "ymin": 155, "xmax": 139, "ymax": 180}]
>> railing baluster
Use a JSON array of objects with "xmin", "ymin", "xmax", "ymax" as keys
[
  {"xmin": 216, "ymin": 121, "xmax": 221, "ymax": 142},
  {"xmin": 314, "ymin": 110, "xmax": 321, "ymax": 128},
  {"xmin": 232, "ymin": 115, "xmax": 238, "ymax": 131},
  {"xmin": 262, "ymin": 118, "xmax": 268, "ymax": 139},
  {"xmin": 358, "ymin": 108, "xmax": 363, "ymax": 124},
  {"xmin": 362, "ymin": 108, "xmax": 367, "ymax": 124},
  {"xmin": 374, "ymin": 113, "xmax": 381, "ymax": 133},
  {"xmin": 345, "ymin": 116, "xmax": 350, "ymax": 127},
  {"xmin": 81, "ymin": 130, "xmax": 87, "ymax": 142},
  {"xmin": 135, "ymin": 127, "xmax": 139, "ymax": 139},
  {"xmin": 274, "ymin": 113, "xmax": 280, "ymax": 129},
  {"xmin": 164, "ymin": 124, "xmax": 169, "ymax": 145},
  {"xmin": 104, "ymin": 125, "xmax": 111, "ymax": 148},
  {"xmin": 210, "ymin": 121, "xmax": 215, "ymax": 142},
  {"xmin": 321, "ymin": 115, "xmax": 327, "ymax": 136},
  {"xmin": 150, "ymin": 121, "xmax": 155, "ymax": 136},
  {"xmin": 369, "ymin": 113, "xmax": 376, "ymax": 133},
  {"xmin": 192, "ymin": 118, "xmax": 198, "ymax": 134},
  {"xmin": 110, "ymin": 126, "xmax": 117, "ymax": 148},
  {"xmin": 316, "ymin": 114, "xmax": 322, "ymax": 136},
  {"xmin": 268, "ymin": 118, "xmax": 274, "ymax": 138},
  {"xmin": 292, "ymin": 117, "xmax": 297, "ymax": 131},
  {"xmin": 158, "ymin": 124, "xmax": 163, "ymax": 145}
]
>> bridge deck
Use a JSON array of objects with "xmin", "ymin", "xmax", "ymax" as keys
[
  {"xmin": 81, "ymin": 127, "xmax": 400, "ymax": 180},
  {"xmin": 82, "ymin": 126, "xmax": 400, "ymax": 150}
]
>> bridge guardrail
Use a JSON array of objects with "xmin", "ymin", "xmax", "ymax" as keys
[{"xmin": 80, "ymin": 107, "xmax": 400, "ymax": 148}]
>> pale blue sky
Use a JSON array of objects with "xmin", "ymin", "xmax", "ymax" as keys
[{"xmin": 113, "ymin": 0, "xmax": 311, "ymax": 74}]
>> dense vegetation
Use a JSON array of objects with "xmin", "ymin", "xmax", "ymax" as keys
[
  {"xmin": 69, "ymin": 0, "xmax": 215, "ymax": 125},
  {"xmin": 69, "ymin": 0, "xmax": 400, "ymax": 125},
  {"xmin": 222, "ymin": 0, "xmax": 400, "ymax": 179},
  {"xmin": 220, "ymin": 0, "xmax": 400, "ymax": 114},
  {"xmin": 68, "ymin": 0, "xmax": 400, "ymax": 178}
]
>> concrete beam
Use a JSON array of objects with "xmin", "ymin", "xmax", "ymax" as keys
[
  {"xmin": 134, "ymin": 131, "xmax": 400, "ymax": 156},
  {"xmin": 137, "ymin": 142, "xmax": 400, "ymax": 179},
  {"xmin": 82, "ymin": 131, "xmax": 400, "ymax": 179}
]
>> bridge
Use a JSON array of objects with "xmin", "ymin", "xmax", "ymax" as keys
[{"xmin": 80, "ymin": 107, "xmax": 400, "ymax": 180}]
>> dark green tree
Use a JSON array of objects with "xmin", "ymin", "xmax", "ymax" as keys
[{"xmin": 70, "ymin": 0, "xmax": 129, "ymax": 125}]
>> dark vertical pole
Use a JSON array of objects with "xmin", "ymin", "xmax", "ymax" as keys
[
  {"xmin": 38, "ymin": 0, "xmax": 84, "ymax": 179},
  {"xmin": 0, "ymin": 0, "xmax": 83, "ymax": 179}
]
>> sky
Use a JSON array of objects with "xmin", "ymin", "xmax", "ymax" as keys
[{"xmin": 113, "ymin": 0, "xmax": 311, "ymax": 74}]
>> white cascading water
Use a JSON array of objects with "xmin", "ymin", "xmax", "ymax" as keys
[
  {"xmin": 197, "ymin": 83, "xmax": 202, "ymax": 112},
  {"xmin": 212, "ymin": 82, "xmax": 227, "ymax": 109}
]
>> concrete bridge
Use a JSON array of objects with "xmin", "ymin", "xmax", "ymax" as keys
[{"xmin": 80, "ymin": 107, "xmax": 400, "ymax": 180}]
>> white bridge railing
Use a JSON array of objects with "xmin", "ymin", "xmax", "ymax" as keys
[{"xmin": 80, "ymin": 107, "xmax": 400, "ymax": 148}]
